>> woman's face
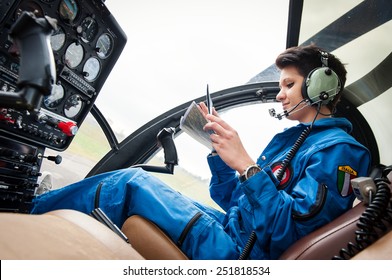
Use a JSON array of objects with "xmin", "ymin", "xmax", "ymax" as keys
[{"xmin": 276, "ymin": 66, "xmax": 317, "ymax": 123}]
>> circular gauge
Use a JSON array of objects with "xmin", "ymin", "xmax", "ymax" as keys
[
  {"xmin": 83, "ymin": 57, "xmax": 100, "ymax": 82},
  {"xmin": 15, "ymin": 1, "xmax": 44, "ymax": 18},
  {"xmin": 50, "ymin": 27, "xmax": 66, "ymax": 51},
  {"xmin": 44, "ymin": 84, "xmax": 65, "ymax": 108},
  {"xmin": 64, "ymin": 42, "xmax": 84, "ymax": 68},
  {"xmin": 64, "ymin": 94, "xmax": 83, "ymax": 118},
  {"xmin": 59, "ymin": 0, "xmax": 79, "ymax": 23},
  {"xmin": 96, "ymin": 33, "xmax": 114, "ymax": 59},
  {"xmin": 78, "ymin": 16, "xmax": 99, "ymax": 43},
  {"xmin": 10, "ymin": 62, "xmax": 19, "ymax": 74}
]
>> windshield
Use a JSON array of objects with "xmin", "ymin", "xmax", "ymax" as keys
[
  {"xmin": 96, "ymin": 0, "xmax": 289, "ymax": 140},
  {"xmin": 41, "ymin": 0, "xmax": 289, "ymax": 189}
]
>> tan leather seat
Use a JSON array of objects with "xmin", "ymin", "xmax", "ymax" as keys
[
  {"xmin": 121, "ymin": 215, "xmax": 188, "ymax": 260},
  {"xmin": 0, "ymin": 209, "xmax": 144, "ymax": 260}
]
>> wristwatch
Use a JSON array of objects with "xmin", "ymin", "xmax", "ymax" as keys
[{"xmin": 239, "ymin": 164, "xmax": 261, "ymax": 182}]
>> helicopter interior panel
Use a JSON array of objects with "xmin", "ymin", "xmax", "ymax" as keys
[{"xmin": 0, "ymin": 0, "xmax": 127, "ymax": 212}]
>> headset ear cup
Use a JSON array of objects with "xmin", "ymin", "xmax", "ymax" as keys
[{"xmin": 303, "ymin": 67, "xmax": 340, "ymax": 105}]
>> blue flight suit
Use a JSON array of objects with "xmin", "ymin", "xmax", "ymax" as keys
[{"xmin": 31, "ymin": 117, "xmax": 371, "ymax": 259}]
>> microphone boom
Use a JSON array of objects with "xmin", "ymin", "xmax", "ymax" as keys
[{"xmin": 269, "ymin": 99, "xmax": 308, "ymax": 120}]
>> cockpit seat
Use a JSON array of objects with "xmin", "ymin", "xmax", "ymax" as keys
[
  {"xmin": 121, "ymin": 214, "xmax": 189, "ymax": 260},
  {"xmin": 122, "ymin": 200, "xmax": 392, "ymax": 260},
  {"xmin": 279, "ymin": 201, "xmax": 366, "ymax": 259},
  {"xmin": 121, "ymin": 204, "xmax": 368, "ymax": 260},
  {"xmin": 0, "ymin": 209, "xmax": 144, "ymax": 260},
  {"xmin": 121, "ymin": 166, "xmax": 392, "ymax": 260}
]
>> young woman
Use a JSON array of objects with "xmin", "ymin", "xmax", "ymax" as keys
[{"xmin": 31, "ymin": 45, "xmax": 371, "ymax": 259}]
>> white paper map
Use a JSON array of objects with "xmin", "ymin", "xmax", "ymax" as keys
[{"xmin": 179, "ymin": 101, "xmax": 213, "ymax": 150}]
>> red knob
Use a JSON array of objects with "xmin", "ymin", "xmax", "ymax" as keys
[{"xmin": 58, "ymin": 121, "xmax": 78, "ymax": 136}]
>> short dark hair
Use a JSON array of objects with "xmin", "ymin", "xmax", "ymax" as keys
[{"xmin": 275, "ymin": 44, "xmax": 347, "ymax": 111}]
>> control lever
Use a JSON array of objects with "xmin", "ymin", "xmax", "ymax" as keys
[
  {"xmin": 16, "ymin": 152, "xmax": 62, "ymax": 165},
  {"xmin": 131, "ymin": 127, "xmax": 178, "ymax": 174},
  {"xmin": 157, "ymin": 127, "xmax": 179, "ymax": 171},
  {"xmin": 0, "ymin": 11, "xmax": 57, "ymax": 111},
  {"xmin": 38, "ymin": 154, "xmax": 62, "ymax": 164}
]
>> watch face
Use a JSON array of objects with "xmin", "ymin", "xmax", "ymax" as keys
[{"xmin": 246, "ymin": 165, "xmax": 261, "ymax": 179}]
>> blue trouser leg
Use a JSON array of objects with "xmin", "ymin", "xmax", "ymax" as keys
[{"xmin": 31, "ymin": 167, "xmax": 241, "ymax": 259}]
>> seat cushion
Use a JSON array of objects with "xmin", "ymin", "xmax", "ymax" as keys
[
  {"xmin": 121, "ymin": 215, "xmax": 189, "ymax": 260},
  {"xmin": 279, "ymin": 202, "xmax": 366, "ymax": 259},
  {"xmin": 0, "ymin": 209, "xmax": 144, "ymax": 260}
]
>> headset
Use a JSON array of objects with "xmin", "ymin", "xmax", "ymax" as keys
[{"xmin": 301, "ymin": 51, "xmax": 342, "ymax": 105}]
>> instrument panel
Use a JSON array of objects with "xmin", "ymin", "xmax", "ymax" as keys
[{"xmin": 0, "ymin": 0, "xmax": 127, "ymax": 150}]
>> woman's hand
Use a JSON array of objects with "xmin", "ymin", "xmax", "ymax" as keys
[
  {"xmin": 198, "ymin": 102, "xmax": 255, "ymax": 173},
  {"xmin": 198, "ymin": 102, "xmax": 216, "ymax": 117}
]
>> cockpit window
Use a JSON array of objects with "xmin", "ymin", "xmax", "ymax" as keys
[
  {"xmin": 41, "ymin": 113, "xmax": 110, "ymax": 190},
  {"xmin": 97, "ymin": 1, "xmax": 289, "ymax": 140}
]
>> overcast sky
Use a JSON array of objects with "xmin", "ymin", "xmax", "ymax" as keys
[
  {"xmin": 78, "ymin": 0, "xmax": 292, "ymax": 179},
  {"xmin": 95, "ymin": 0, "xmax": 289, "ymax": 137}
]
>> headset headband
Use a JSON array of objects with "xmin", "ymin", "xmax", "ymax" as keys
[{"xmin": 320, "ymin": 51, "xmax": 329, "ymax": 67}]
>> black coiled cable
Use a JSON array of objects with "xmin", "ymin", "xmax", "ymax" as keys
[
  {"xmin": 275, "ymin": 126, "xmax": 312, "ymax": 182},
  {"xmin": 238, "ymin": 231, "xmax": 257, "ymax": 260},
  {"xmin": 239, "ymin": 106, "xmax": 319, "ymax": 259},
  {"xmin": 333, "ymin": 166, "xmax": 392, "ymax": 259}
]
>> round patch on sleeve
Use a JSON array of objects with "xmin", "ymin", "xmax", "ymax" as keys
[{"xmin": 272, "ymin": 162, "xmax": 293, "ymax": 190}]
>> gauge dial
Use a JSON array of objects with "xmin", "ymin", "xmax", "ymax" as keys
[
  {"xmin": 59, "ymin": 0, "xmax": 79, "ymax": 23},
  {"xmin": 64, "ymin": 42, "xmax": 84, "ymax": 68},
  {"xmin": 15, "ymin": 1, "xmax": 44, "ymax": 18},
  {"xmin": 50, "ymin": 27, "xmax": 66, "ymax": 51},
  {"xmin": 78, "ymin": 16, "xmax": 99, "ymax": 43},
  {"xmin": 44, "ymin": 84, "xmax": 65, "ymax": 108},
  {"xmin": 64, "ymin": 94, "xmax": 83, "ymax": 119},
  {"xmin": 96, "ymin": 33, "xmax": 114, "ymax": 59},
  {"xmin": 83, "ymin": 57, "xmax": 100, "ymax": 82}
]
